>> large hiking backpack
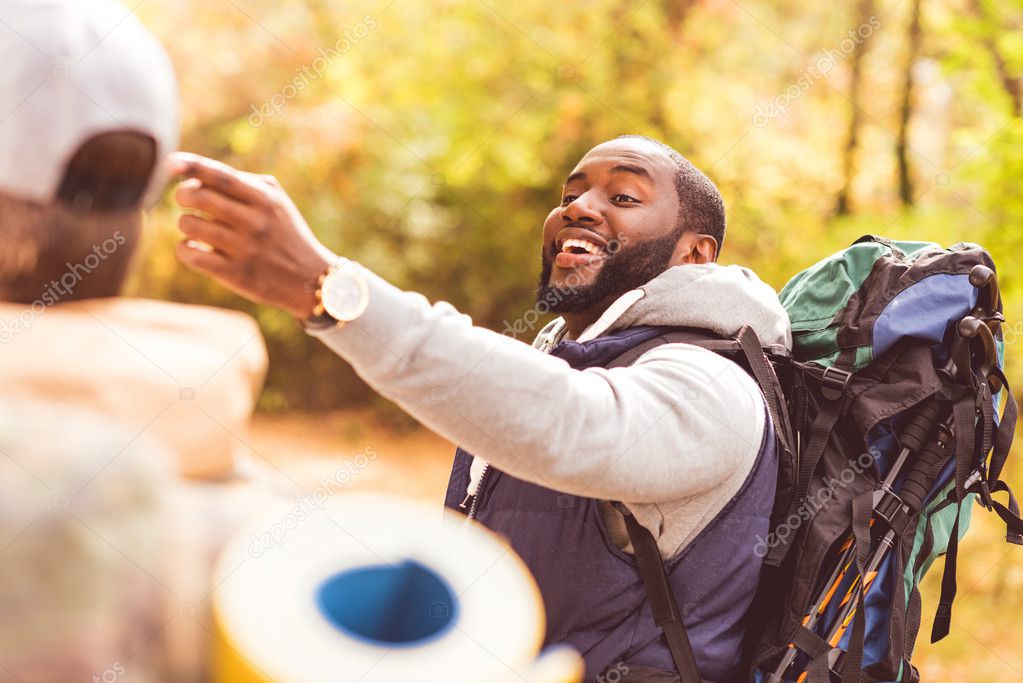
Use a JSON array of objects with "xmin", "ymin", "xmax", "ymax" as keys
[{"xmin": 622, "ymin": 236, "xmax": 1020, "ymax": 683}]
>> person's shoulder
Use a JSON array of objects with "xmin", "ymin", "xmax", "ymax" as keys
[
  {"xmin": 628, "ymin": 340, "xmax": 767, "ymax": 443},
  {"xmin": 82, "ymin": 298, "xmax": 263, "ymax": 340},
  {"xmin": 95, "ymin": 298, "xmax": 269, "ymax": 410},
  {"xmin": 0, "ymin": 298, "xmax": 269, "ymax": 479}
]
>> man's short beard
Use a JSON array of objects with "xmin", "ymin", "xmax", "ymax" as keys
[{"xmin": 535, "ymin": 227, "xmax": 685, "ymax": 314}]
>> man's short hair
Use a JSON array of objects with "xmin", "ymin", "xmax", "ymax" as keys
[
  {"xmin": 616, "ymin": 135, "xmax": 726, "ymax": 256},
  {"xmin": 0, "ymin": 131, "xmax": 155, "ymax": 303}
]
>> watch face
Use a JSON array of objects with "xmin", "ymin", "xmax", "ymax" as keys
[{"xmin": 322, "ymin": 269, "xmax": 369, "ymax": 322}]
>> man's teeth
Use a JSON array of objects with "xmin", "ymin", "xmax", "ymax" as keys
[{"xmin": 561, "ymin": 238, "xmax": 603, "ymax": 255}]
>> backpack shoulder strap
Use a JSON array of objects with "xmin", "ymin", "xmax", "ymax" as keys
[
  {"xmin": 602, "ymin": 326, "xmax": 793, "ymax": 683},
  {"xmin": 605, "ymin": 327, "xmax": 735, "ymax": 369},
  {"xmin": 606, "ymin": 326, "xmax": 794, "ymax": 468},
  {"xmin": 604, "ymin": 330, "xmax": 720, "ymax": 683},
  {"xmin": 612, "ymin": 501, "xmax": 703, "ymax": 683}
]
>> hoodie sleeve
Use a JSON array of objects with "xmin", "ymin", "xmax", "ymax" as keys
[{"xmin": 307, "ymin": 263, "xmax": 766, "ymax": 503}]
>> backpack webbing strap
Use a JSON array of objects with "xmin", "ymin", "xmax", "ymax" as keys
[
  {"xmin": 613, "ymin": 502, "xmax": 702, "ymax": 683},
  {"xmin": 905, "ymin": 587, "xmax": 922, "ymax": 661},
  {"xmin": 766, "ymin": 395, "xmax": 845, "ymax": 566},
  {"xmin": 604, "ymin": 329, "xmax": 726, "ymax": 683},
  {"xmin": 930, "ymin": 502, "xmax": 963, "ymax": 643},
  {"xmin": 912, "ymin": 497, "xmax": 956, "ymax": 577},
  {"xmin": 736, "ymin": 326, "xmax": 795, "ymax": 462},
  {"xmin": 605, "ymin": 328, "xmax": 736, "ymax": 370},
  {"xmin": 902, "ymin": 662, "xmax": 921, "ymax": 683},
  {"xmin": 839, "ymin": 489, "xmax": 877, "ymax": 683},
  {"xmin": 950, "ymin": 343, "xmax": 978, "ymax": 499},
  {"xmin": 933, "ymin": 430, "xmax": 1023, "ymax": 638},
  {"xmin": 930, "ymin": 386, "xmax": 978, "ymax": 642},
  {"xmin": 987, "ymin": 480, "xmax": 1023, "ymax": 551},
  {"xmin": 804, "ymin": 649, "xmax": 836, "ymax": 683},
  {"xmin": 987, "ymin": 367, "xmax": 1017, "ymax": 485},
  {"xmin": 790, "ymin": 624, "xmax": 830, "ymax": 661},
  {"xmin": 975, "ymin": 368, "xmax": 1023, "ymax": 544}
]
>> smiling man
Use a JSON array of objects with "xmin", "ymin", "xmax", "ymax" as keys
[{"xmin": 172, "ymin": 135, "xmax": 792, "ymax": 682}]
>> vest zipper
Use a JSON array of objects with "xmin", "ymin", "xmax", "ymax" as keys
[{"xmin": 466, "ymin": 463, "xmax": 489, "ymax": 520}]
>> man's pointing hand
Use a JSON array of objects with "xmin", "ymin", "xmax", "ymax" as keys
[{"xmin": 169, "ymin": 152, "xmax": 336, "ymax": 320}]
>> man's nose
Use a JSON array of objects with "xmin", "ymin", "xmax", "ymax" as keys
[{"xmin": 562, "ymin": 192, "xmax": 602, "ymax": 224}]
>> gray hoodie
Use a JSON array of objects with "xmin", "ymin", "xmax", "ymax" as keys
[{"xmin": 309, "ymin": 261, "xmax": 791, "ymax": 557}]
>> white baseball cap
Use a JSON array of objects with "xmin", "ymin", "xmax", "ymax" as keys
[{"xmin": 0, "ymin": 0, "xmax": 179, "ymax": 208}]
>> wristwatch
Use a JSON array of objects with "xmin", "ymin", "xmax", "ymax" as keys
[{"xmin": 305, "ymin": 259, "xmax": 370, "ymax": 329}]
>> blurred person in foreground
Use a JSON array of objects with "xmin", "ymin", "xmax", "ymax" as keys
[
  {"xmin": 0, "ymin": 1, "xmax": 268, "ymax": 680},
  {"xmin": 0, "ymin": 0, "xmax": 266, "ymax": 480},
  {"xmin": 0, "ymin": 405, "xmax": 174, "ymax": 682},
  {"xmin": 172, "ymin": 130, "xmax": 792, "ymax": 678}
]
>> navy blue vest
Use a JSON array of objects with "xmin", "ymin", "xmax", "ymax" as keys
[{"xmin": 444, "ymin": 326, "xmax": 777, "ymax": 681}]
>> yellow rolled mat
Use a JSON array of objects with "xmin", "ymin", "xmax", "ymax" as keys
[{"xmin": 212, "ymin": 493, "xmax": 582, "ymax": 683}]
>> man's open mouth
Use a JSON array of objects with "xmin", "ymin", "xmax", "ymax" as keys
[
  {"xmin": 554, "ymin": 234, "xmax": 610, "ymax": 270},
  {"xmin": 560, "ymin": 238, "xmax": 605, "ymax": 256}
]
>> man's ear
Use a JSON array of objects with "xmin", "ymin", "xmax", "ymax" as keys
[{"xmin": 671, "ymin": 232, "xmax": 718, "ymax": 265}]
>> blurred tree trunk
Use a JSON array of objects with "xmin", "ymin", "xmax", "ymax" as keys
[
  {"xmin": 836, "ymin": 0, "xmax": 877, "ymax": 216},
  {"xmin": 663, "ymin": 0, "xmax": 697, "ymax": 41},
  {"xmin": 653, "ymin": 0, "xmax": 698, "ymax": 130},
  {"xmin": 968, "ymin": 0, "xmax": 1022, "ymax": 117},
  {"xmin": 895, "ymin": 0, "xmax": 922, "ymax": 207},
  {"xmin": 607, "ymin": 1, "xmax": 697, "ymax": 134}
]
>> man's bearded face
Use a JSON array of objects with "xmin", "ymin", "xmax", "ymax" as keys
[{"xmin": 536, "ymin": 138, "xmax": 685, "ymax": 314}]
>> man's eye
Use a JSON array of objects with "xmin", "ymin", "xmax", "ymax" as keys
[
  {"xmin": 612, "ymin": 194, "xmax": 639, "ymax": 203},
  {"xmin": 561, "ymin": 194, "xmax": 578, "ymax": 206}
]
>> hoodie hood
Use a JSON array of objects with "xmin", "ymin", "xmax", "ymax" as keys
[{"xmin": 538, "ymin": 263, "xmax": 792, "ymax": 349}]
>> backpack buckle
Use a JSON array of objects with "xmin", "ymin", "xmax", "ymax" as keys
[
  {"xmin": 820, "ymin": 366, "xmax": 852, "ymax": 400},
  {"xmin": 874, "ymin": 490, "xmax": 912, "ymax": 536},
  {"xmin": 967, "ymin": 469, "xmax": 995, "ymax": 510},
  {"xmin": 978, "ymin": 479, "xmax": 994, "ymax": 511}
]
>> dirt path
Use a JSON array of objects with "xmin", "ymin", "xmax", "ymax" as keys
[{"xmin": 247, "ymin": 409, "xmax": 455, "ymax": 504}]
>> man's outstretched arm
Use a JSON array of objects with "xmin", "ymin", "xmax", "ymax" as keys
[{"xmin": 170, "ymin": 153, "xmax": 764, "ymax": 503}]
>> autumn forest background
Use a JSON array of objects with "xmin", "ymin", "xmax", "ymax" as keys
[{"xmin": 135, "ymin": 0, "xmax": 1023, "ymax": 678}]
